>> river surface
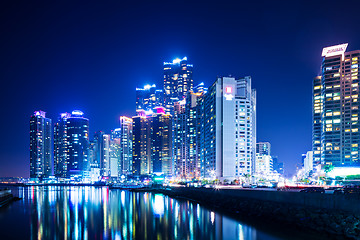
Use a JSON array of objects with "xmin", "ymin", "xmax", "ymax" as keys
[{"xmin": 0, "ymin": 186, "xmax": 321, "ymax": 240}]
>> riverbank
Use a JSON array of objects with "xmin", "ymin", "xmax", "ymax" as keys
[
  {"xmin": 0, "ymin": 189, "xmax": 17, "ymax": 208},
  {"xmin": 134, "ymin": 187, "xmax": 360, "ymax": 239}
]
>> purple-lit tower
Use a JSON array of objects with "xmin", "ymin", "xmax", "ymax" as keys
[{"xmin": 30, "ymin": 111, "xmax": 52, "ymax": 180}]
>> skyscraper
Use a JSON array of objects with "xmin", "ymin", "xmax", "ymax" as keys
[
  {"xmin": 54, "ymin": 112, "xmax": 71, "ymax": 178},
  {"xmin": 163, "ymin": 57, "xmax": 193, "ymax": 114},
  {"xmin": 94, "ymin": 131, "xmax": 110, "ymax": 178},
  {"xmin": 313, "ymin": 44, "xmax": 360, "ymax": 167},
  {"xmin": 132, "ymin": 115, "xmax": 150, "ymax": 175},
  {"xmin": 119, "ymin": 117, "xmax": 133, "ymax": 175},
  {"xmin": 201, "ymin": 76, "xmax": 256, "ymax": 180},
  {"xmin": 173, "ymin": 85, "xmax": 206, "ymax": 179},
  {"xmin": 132, "ymin": 108, "xmax": 172, "ymax": 176},
  {"xmin": 30, "ymin": 111, "xmax": 52, "ymax": 179},
  {"xmin": 54, "ymin": 110, "xmax": 89, "ymax": 179},
  {"xmin": 136, "ymin": 84, "xmax": 163, "ymax": 113}
]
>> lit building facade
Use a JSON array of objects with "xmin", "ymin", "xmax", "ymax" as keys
[
  {"xmin": 303, "ymin": 151, "xmax": 314, "ymax": 176},
  {"xmin": 136, "ymin": 84, "xmax": 163, "ymax": 113},
  {"xmin": 119, "ymin": 117, "xmax": 133, "ymax": 175},
  {"xmin": 132, "ymin": 116, "xmax": 150, "ymax": 175},
  {"xmin": 54, "ymin": 112, "xmax": 71, "ymax": 178},
  {"xmin": 201, "ymin": 76, "xmax": 256, "ymax": 180},
  {"xmin": 132, "ymin": 108, "xmax": 172, "ymax": 176},
  {"xmin": 30, "ymin": 111, "xmax": 52, "ymax": 179},
  {"xmin": 64, "ymin": 111, "xmax": 89, "ymax": 178},
  {"xmin": 256, "ymin": 142, "xmax": 271, "ymax": 156},
  {"xmin": 173, "ymin": 85, "xmax": 206, "ymax": 179},
  {"xmin": 94, "ymin": 131, "xmax": 110, "ymax": 178},
  {"xmin": 163, "ymin": 57, "xmax": 193, "ymax": 114},
  {"xmin": 313, "ymin": 44, "xmax": 360, "ymax": 167},
  {"xmin": 255, "ymin": 154, "xmax": 273, "ymax": 176},
  {"xmin": 54, "ymin": 110, "xmax": 89, "ymax": 179}
]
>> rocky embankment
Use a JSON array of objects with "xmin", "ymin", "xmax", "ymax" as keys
[{"xmin": 138, "ymin": 187, "xmax": 360, "ymax": 239}]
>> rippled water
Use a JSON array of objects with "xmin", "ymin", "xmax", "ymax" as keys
[{"xmin": 0, "ymin": 186, "xmax": 316, "ymax": 240}]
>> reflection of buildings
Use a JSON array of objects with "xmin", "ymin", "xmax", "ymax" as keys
[
  {"xmin": 30, "ymin": 111, "xmax": 52, "ymax": 179},
  {"xmin": 25, "ymin": 186, "xmax": 258, "ymax": 240}
]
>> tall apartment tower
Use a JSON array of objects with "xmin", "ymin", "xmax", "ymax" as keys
[
  {"xmin": 313, "ymin": 44, "xmax": 360, "ymax": 167},
  {"xmin": 54, "ymin": 112, "xmax": 71, "ymax": 178},
  {"xmin": 119, "ymin": 117, "xmax": 133, "ymax": 175},
  {"xmin": 132, "ymin": 108, "xmax": 172, "ymax": 176},
  {"xmin": 136, "ymin": 84, "xmax": 163, "ymax": 113},
  {"xmin": 30, "ymin": 111, "xmax": 52, "ymax": 179},
  {"xmin": 173, "ymin": 84, "xmax": 206, "ymax": 179},
  {"xmin": 163, "ymin": 57, "xmax": 193, "ymax": 114},
  {"xmin": 132, "ymin": 115, "xmax": 151, "ymax": 175},
  {"xmin": 54, "ymin": 110, "xmax": 89, "ymax": 179},
  {"xmin": 202, "ymin": 76, "xmax": 256, "ymax": 180},
  {"xmin": 94, "ymin": 131, "xmax": 110, "ymax": 178}
]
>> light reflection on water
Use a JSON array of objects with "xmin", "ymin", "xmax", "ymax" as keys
[{"xmin": 1, "ymin": 186, "xmax": 286, "ymax": 240}]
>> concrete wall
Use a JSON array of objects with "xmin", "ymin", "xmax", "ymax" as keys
[{"xmin": 171, "ymin": 188, "xmax": 360, "ymax": 214}]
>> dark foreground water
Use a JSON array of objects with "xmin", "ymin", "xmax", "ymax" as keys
[{"xmin": 0, "ymin": 186, "xmax": 320, "ymax": 240}]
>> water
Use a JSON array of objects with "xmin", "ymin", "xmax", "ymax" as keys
[{"xmin": 0, "ymin": 186, "xmax": 318, "ymax": 240}]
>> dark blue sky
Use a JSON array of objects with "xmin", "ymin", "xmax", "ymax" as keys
[{"xmin": 1, "ymin": 0, "xmax": 359, "ymax": 177}]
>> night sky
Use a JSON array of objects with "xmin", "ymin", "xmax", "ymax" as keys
[{"xmin": 1, "ymin": 0, "xmax": 359, "ymax": 177}]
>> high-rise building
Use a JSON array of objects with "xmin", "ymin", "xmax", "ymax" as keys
[
  {"xmin": 173, "ymin": 100, "xmax": 187, "ymax": 178},
  {"xmin": 313, "ymin": 44, "xmax": 360, "ymax": 167},
  {"xmin": 119, "ymin": 117, "xmax": 133, "ymax": 175},
  {"xmin": 54, "ymin": 110, "xmax": 89, "ymax": 179},
  {"xmin": 163, "ymin": 57, "xmax": 193, "ymax": 114},
  {"xmin": 256, "ymin": 142, "xmax": 271, "ymax": 155},
  {"xmin": 150, "ymin": 107, "xmax": 172, "ymax": 176},
  {"xmin": 30, "ymin": 111, "xmax": 52, "ymax": 179},
  {"xmin": 255, "ymin": 154, "xmax": 273, "ymax": 175},
  {"xmin": 94, "ymin": 131, "xmax": 110, "ymax": 178},
  {"xmin": 136, "ymin": 84, "xmax": 163, "ymax": 113},
  {"xmin": 201, "ymin": 76, "xmax": 256, "ymax": 180},
  {"xmin": 173, "ymin": 86, "xmax": 205, "ymax": 179},
  {"xmin": 54, "ymin": 112, "xmax": 71, "ymax": 178},
  {"xmin": 132, "ymin": 115, "xmax": 150, "ymax": 175},
  {"xmin": 132, "ymin": 107, "xmax": 172, "ymax": 176},
  {"xmin": 65, "ymin": 111, "xmax": 89, "ymax": 178}
]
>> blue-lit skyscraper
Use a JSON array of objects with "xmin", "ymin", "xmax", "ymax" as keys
[
  {"xmin": 163, "ymin": 57, "xmax": 193, "ymax": 114},
  {"xmin": 136, "ymin": 84, "xmax": 163, "ymax": 113},
  {"xmin": 54, "ymin": 112, "xmax": 71, "ymax": 178},
  {"xmin": 30, "ymin": 111, "xmax": 52, "ymax": 179},
  {"xmin": 54, "ymin": 110, "xmax": 89, "ymax": 179}
]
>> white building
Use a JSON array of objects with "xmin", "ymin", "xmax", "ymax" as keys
[
  {"xmin": 255, "ymin": 154, "xmax": 273, "ymax": 176},
  {"xmin": 203, "ymin": 76, "xmax": 256, "ymax": 180},
  {"xmin": 304, "ymin": 151, "xmax": 314, "ymax": 176}
]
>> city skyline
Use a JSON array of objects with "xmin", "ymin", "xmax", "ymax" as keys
[{"xmin": 1, "ymin": 1, "xmax": 360, "ymax": 177}]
